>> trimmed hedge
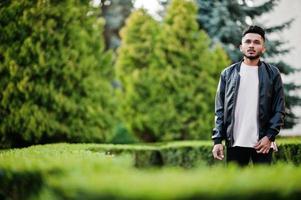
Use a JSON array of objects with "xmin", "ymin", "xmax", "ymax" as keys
[
  {"xmin": 272, "ymin": 138, "xmax": 301, "ymax": 164},
  {"xmin": 87, "ymin": 138, "xmax": 301, "ymax": 167},
  {"xmin": 1, "ymin": 139, "xmax": 301, "ymax": 199},
  {"xmin": 88, "ymin": 140, "xmax": 216, "ymax": 168}
]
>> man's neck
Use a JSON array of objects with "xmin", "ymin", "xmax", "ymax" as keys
[{"xmin": 243, "ymin": 57, "xmax": 260, "ymax": 66}]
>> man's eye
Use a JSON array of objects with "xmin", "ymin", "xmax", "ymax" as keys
[{"xmin": 245, "ymin": 40, "xmax": 251, "ymax": 44}]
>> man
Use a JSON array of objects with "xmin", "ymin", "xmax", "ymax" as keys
[{"xmin": 211, "ymin": 25, "xmax": 286, "ymax": 166}]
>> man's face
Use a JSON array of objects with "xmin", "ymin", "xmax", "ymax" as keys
[{"xmin": 240, "ymin": 33, "xmax": 266, "ymax": 60}]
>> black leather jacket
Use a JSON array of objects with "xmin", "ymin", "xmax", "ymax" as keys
[{"xmin": 212, "ymin": 60, "xmax": 286, "ymax": 147}]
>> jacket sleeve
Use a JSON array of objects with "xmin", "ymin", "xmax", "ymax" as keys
[
  {"xmin": 212, "ymin": 71, "xmax": 226, "ymax": 144},
  {"xmin": 266, "ymin": 71, "xmax": 286, "ymax": 141}
]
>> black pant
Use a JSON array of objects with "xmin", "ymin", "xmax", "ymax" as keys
[{"xmin": 226, "ymin": 146, "xmax": 272, "ymax": 166}]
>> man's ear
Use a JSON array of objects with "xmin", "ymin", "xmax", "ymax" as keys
[
  {"xmin": 262, "ymin": 46, "xmax": 266, "ymax": 54},
  {"xmin": 239, "ymin": 44, "xmax": 242, "ymax": 52}
]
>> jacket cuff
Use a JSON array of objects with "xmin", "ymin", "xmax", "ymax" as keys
[
  {"xmin": 213, "ymin": 138, "xmax": 223, "ymax": 145},
  {"xmin": 266, "ymin": 128, "xmax": 278, "ymax": 142}
]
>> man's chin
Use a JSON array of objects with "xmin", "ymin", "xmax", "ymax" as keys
[{"xmin": 245, "ymin": 54, "xmax": 260, "ymax": 60}]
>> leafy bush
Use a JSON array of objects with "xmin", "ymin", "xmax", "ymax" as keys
[
  {"xmin": 1, "ymin": 139, "xmax": 301, "ymax": 199},
  {"xmin": 0, "ymin": 0, "xmax": 115, "ymax": 148}
]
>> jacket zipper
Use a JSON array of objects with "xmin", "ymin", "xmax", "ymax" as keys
[
  {"xmin": 257, "ymin": 65, "xmax": 262, "ymax": 140},
  {"xmin": 230, "ymin": 72, "xmax": 240, "ymax": 146}
]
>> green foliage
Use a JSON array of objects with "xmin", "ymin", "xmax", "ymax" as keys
[
  {"xmin": 0, "ymin": 0, "xmax": 115, "ymax": 147},
  {"xmin": 1, "ymin": 139, "xmax": 301, "ymax": 199},
  {"xmin": 116, "ymin": 0, "xmax": 230, "ymax": 142},
  {"xmin": 273, "ymin": 138, "xmax": 301, "ymax": 164},
  {"xmin": 115, "ymin": 9, "xmax": 160, "ymax": 142},
  {"xmin": 109, "ymin": 123, "xmax": 138, "ymax": 144},
  {"xmin": 88, "ymin": 138, "xmax": 301, "ymax": 167},
  {"xmin": 116, "ymin": 9, "xmax": 159, "ymax": 82}
]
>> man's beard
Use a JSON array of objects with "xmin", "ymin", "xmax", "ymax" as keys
[{"xmin": 244, "ymin": 52, "xmax": 262, "ymax": 60}]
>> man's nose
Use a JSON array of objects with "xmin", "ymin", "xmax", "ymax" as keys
[{"xmin": 248, "ymin": 42, "xmax": 255, "ymax": 47}]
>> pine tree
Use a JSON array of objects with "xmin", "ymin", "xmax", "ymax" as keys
[
  {"xmin": 195, "ymin": 0, "xmax": 300, "ymax": 128},
  {"xmin": 0, "ymin": 0, "xmax": 115, "ymax": 147},
  {"xmin": 116, "ymin": 1, "xmax": 230, "ymax": 142},
  {"xmin": 115, "ymin": 9, "xmax": 160, "ymax": 141}
]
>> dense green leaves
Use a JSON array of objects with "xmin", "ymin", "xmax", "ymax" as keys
[
  {"xmin": 116, "ymin": 0, "xmax": 230, "ymax": 142},
  {"xmin": 1, "ymin": 139, "xmax": 301, "ymax": 199},
  {"xmin": 0, "ymin": 0, "xmax": 115, "ymax": 147}
]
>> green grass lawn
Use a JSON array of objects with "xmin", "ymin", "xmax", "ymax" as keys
[{"xmin": 1, "ymin": 138, "xmax": 301, "ymax": 199}]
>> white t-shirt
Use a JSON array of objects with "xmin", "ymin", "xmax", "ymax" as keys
[{"xmin": 233, "ymin": 62, "xmax": 259, "ymax": 147}]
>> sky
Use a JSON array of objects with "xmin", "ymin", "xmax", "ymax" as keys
[
  {"xmin": 134, "ymin": 0, "xmax": 163, "ymax": 19},
  {"xmin": 134, "ymin": 0, "xmax": 161, "ymax": 11}
]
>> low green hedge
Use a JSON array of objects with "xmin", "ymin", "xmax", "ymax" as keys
[
  {"xmin": 87, "ymin": 138, "xmax": 301, "ymax": 167},
  {"xmin": 272, "ymin": 138, "xmax": 301, "ymax": 164},
  {"xmin": 1, "ymin": 138, "xmax": 301, "ymax": 199},
  {"xmin": 87, "ymin": 140, "xmax": 215, "ymax": 168}
]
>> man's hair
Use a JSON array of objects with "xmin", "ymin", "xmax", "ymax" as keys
[{"xmin": 242, "ymin": 25, "xmax": 265, "ymax": 41}]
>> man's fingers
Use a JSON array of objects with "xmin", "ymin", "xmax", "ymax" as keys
[
  {"xmin": 212, "ymin": 149, "xmax": 219, "ymax": 158},
  {"xmin": 257, "ymin": 146, "xmax": 270, "ymax": 154},
  {"xmin": 263, "ymin": 148, "xmax": 270, "ymax": 154},
  {"xmin": 212, "ymin": 150, "xmax": 224, "ymax": 160},
  {"xmin": 254, "ymin": 143, "xmax": 263, "ymax": 150},
  {"xmin": 212, "ymin": 150, "xmax": 217, "ymax": 158},
  {"xmin": 215, "ymin": 153, "xmax": 223, "ymax": 160},
  {"xmin": 218, "ymin": 149, "xmax": 224, "ymax": 159},
  {"xmin": 213, "ymin": 150, "xmax": 222, "ymax": 160},
  {"xmin": 216, "ymin": 156, "xmax": 223, "ymax": 160},
  {"xmin": 257, "ymin": 149, "xmax": 264, "ymax": 154},
  {"xmin": 257, "ymin": 146, "xmax": 266, "ymax": 153},
  {"xmin": 254, "ymin": 142, "xmax": 260, "ymax": 148},
  {"xmin": 261, "ymin": 149, "xmax": 268, "ymax": 154},
  {"xmin": 212, "ymin": 144, "xmax": 224, "ymax": 160}
]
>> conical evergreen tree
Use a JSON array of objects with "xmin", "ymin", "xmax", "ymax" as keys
[
  {"xmin": 116, "ymin": 1, "xmax": 230, "ymax": 142},
  {"xmin": 115, "ymin": 9, "xmax": 160, "ymax": 141},
  {"xmin": 116, "ymin": 9, "xmax": 159, "ymax": 82},
  {"xmin": 0, "ymin": 0, "xmax": 115, "ymax": 147}
]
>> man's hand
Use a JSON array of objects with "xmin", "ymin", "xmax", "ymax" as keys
[
  {"xmin": 254, "ymin": 136, "xmax": 271, "ymax": 154},
  {"xmin": 212, "ymin": 144, "xmax": 224, "ymax": 160}
]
